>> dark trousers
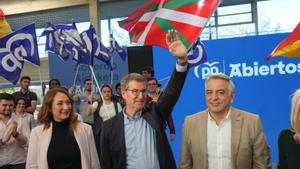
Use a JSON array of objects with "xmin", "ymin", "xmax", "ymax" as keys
[{"xmin": 0, "ymin": 163, "xmax": 25, "ymax": 169}]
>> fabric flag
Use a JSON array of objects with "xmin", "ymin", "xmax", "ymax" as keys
[
  {"xmin": 0, "ymin": 9, "xmax": 12, "ymax": 38},
  {"xmin": 265, "ymin": 22, "xmax": 300, "ymax": 60},
  {"xmin": 119, "ymin": 0, "xmax": 222, "ymax": 49},
  {"xmin": 0, "ymin": 23, "xmax": 39, "ymax": 66},
  {"xmin": 41, "ymin": 22, "xmax": 81, "ymax": 61},
  {"xmin": 110, "ymin": 35, "xmax": 127, "ymax": 61},
  {"xmin": 79, "ymin": 24, "xmax": 96, "ymax": 65},
  {"xmin": 59, "ymin": 23, "xmax": 89, "ymax": 64},
  {"xmin": 187, "ymin": 38, "xmax": 207, "ymax": 67},
  {"xmin": 80, "ymin": 24, "xmax": 112, "ymax": 69},
  {"xmin": 0, "ymin": 23, "xmax": 39, "ymax": 84},
  {"xmin": 41, "ymin": 22, "xmax": 56, "ymax": 52},
  {"xmin": 0, "ymin": 52, "xmax": 24, "ymax": 84},
  {"xmin": 94, "ymin": 38, "xmax": 113, "ymax": 70}
]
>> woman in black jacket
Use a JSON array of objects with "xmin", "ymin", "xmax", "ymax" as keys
[{"xmin": 89, "ymin": 85, "xmax": 122, "ymax": 159}]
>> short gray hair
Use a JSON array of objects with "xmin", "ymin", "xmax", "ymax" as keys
[
  {"xmin": 205, "ymin": 73, "xmax": 235, "ymax": 94},
  {"xmin": 121, "ymin": 73, "xmax": 147, "ymax": 90}
]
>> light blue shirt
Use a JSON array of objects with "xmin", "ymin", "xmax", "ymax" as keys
[{"xmin": 124, "ymin": 111, "xmax": 160, "ymax": 169}]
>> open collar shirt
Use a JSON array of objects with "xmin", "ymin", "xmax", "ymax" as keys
[{"xmin": 207, "ymin": 109, "xmax": 232, "ymax": 169}]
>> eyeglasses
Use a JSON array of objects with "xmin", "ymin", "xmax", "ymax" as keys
[{"xmin": 127, "ymin": 89, "xmax": 147, "ymax": 96}]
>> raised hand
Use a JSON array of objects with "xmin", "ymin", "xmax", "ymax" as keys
[{"xmin": 166, "ymin": 29, "xmax": 188, "ymax": 64}]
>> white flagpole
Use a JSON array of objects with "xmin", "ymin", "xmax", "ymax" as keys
[
  {"xmin": 37, "ymin": 36, "xmax": 44, "ymax": 97},
  {"xmin": 73, "ymin": 64, "xmax": 80, "ymax": 86},
  {"xmin": 89, "ymin": 65, "xmax": 105, "ymax": 104},
  {"xmin": 91, "ymin": 66, "xmax": 94, "ymax": 96}
]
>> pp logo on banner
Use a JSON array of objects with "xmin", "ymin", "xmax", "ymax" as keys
[{"xmin": 194, "ymin": 61, "xmax": 224, "ymax": 79}]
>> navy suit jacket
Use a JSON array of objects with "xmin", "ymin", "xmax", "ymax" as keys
[{"xmin": 100, "ymin": 67, "xmax": 188, "ymax": 169}]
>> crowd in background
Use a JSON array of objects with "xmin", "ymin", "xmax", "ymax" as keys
[{"xmin": 1, "ymin": 30, "xmax": 300, "ymax": 169}]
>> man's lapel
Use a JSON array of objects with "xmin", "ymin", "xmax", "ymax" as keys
[{"xmin": 231, "ymin": 108, "xmax": 242, "ymax": 168}]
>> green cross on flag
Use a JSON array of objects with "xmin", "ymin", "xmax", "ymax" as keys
[{"xmin": 119, "ymin": 0, "xmax": 222, "ymax": 49}]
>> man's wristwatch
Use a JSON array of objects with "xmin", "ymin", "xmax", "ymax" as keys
[{"xmin": 12, "ymin": 131, "xmax": 19, "ymax": 138}]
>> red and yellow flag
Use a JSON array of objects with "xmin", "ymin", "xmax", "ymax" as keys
[
  {"xmin": 265, "ymin": 22, "xmax": 300, "ymax": 61},
  {"xmin": 0, "ymin": 9, "xmax": 12, "ymax": 38}
]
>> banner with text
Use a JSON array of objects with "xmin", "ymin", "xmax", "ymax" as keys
[
  {"xmin": 153, "ymin": 33, "xmax": 299, "ymax": 164},
  {"xmin": 48, "ymin": 51, "xmax": 128, "ymax": 94}
]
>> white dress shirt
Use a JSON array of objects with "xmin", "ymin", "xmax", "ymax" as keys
[
  {"xmin": 207, "ymin": 110, "xmax": 232, "ymax": 169},
  {"xmin": 0, "ymin": 117, "xmax": 30, "ymax": 166}
]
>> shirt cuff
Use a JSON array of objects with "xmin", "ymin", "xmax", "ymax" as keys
[{"xmin": 176, "ymin": 62, "xmax": 188, "ymax": 72}]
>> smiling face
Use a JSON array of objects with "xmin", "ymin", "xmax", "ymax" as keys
[
  {"xmin": 205, "ymin": 78, "xmax": 234, "ymax": 116},
  {"xmin": 15, "ymin": 99, "xmax": 26, "ymax": 114},
  {"xmin": 122, "ymin": 80, "xmax": 147, "ymax": 113},
  {"xmin": 0, "ymin": 99, "xmax": 14, "ymax": 117},
  {"xmin": 50, "ymin": 92, "xmax": 72, "ymax": 122}
]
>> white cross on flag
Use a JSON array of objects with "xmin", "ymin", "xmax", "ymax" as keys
[{"xmin": 119, "ymin": 0, "xmax": 222, "ymax": 49}]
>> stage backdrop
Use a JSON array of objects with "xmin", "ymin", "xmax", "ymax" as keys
[
  {"xmin": 49, "ymin": 51, "xmax": 128, "ymax": 94},
  {"xmin": 153, "ymin": 33, "xmax": 300, "ymax": 164}
]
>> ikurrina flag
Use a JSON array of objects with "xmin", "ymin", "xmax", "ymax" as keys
[
  {"xmin": 265, "ymin": 22, "xmax": 300, "ymax": 61},
  {"xmin": 0, "ymin": 9, "xmax": 12, "ymax": 38},
  {"xmin": 119, "ymin": 0, "xmax": 222, "ymax": 49}
]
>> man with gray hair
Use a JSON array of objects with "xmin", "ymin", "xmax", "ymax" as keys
[
  {"xmin": 180, "ymin": 73, "xmax": 271, "ymax": 169},
  {"xmin": 100, "ymin": 30, "xmax": 189, "ymax": 169}
]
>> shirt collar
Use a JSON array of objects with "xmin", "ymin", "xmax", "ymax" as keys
[
  {"xmin": 208, "ymin": 108, "xmax": 232, "ymax": 122},
  {"xmin": 20, "ymin": 89, "xmax": 29, "ymax": 95},
  {"xmin": 123, "ymin": 108, "xmax": 142, "ymax": 123}
]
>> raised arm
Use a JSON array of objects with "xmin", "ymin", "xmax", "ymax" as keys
[{"xmin": 156, "ymin": 30, "xmax": 189, "ymax": 119}]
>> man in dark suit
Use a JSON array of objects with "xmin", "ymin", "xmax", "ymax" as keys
[{"xmin": 100, "ymin": 30, "xmax": 189, "ymax": 169}]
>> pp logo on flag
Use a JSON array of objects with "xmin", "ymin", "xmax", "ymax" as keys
[
  {"xmin": 0, "ymin": 33, "xmax": 34, "ymax": 72},
  {"xmin": 187, "ymin": 39, "xmax": 208, "ymax": 67}
]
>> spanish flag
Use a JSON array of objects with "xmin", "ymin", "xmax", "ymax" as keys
[
  {"xmin": 265, "ymin": 22, "xmax": 300, "ymax": 61},
  {"xmin": 0, "ymin": 9, "xmax": 12, "ymax": 38}
]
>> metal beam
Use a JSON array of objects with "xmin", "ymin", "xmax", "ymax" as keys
[{"xmin": 0, "ymin": 0, "xmax": 89, "ymax": 16}]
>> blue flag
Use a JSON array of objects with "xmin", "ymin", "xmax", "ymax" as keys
[
  {"xmin": 41, "ymin": 22, "xmax": 56, "ymax": 52},
  {"xmin": 0, "ymin": 23, "xmax": 39, "ymax": 84},
  {"xmin": 42, "ymin": 22, "xmax": 82, "ymax": 62},
  {"xmin": 187, "ymin": 38, "xmax": 208, "ymax": 67},
  {"xmin": 95, "ymin": 39, "xmax": 113, "ymax": 70},
  {"xmin": 110, "ymin": 36, "xmax": 127, "ymax": 61},
  {"xmin": 82, "ymin": 26, "xmax": 112, "ymax": 70},
  {"xmin": 0, "ymin": 52, "xmax": 24, "ymax": 84},
  {"xmin": 79, "ymin": 24, "xmax": 96, "ymax": 65},
  {"xmin": 0, "ymin": 23, "xmax": 39, "ymax": 66}
]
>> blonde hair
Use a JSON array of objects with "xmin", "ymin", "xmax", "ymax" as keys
[{"xmin": 291, "ymin": 89, "xmax": 300, "ymax": 143}]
